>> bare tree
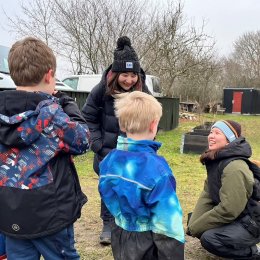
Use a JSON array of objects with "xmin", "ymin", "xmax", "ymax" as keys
[
  {"xmin": 137, "ymin": 1, "xmax": 217, "ymax": 99},
  {"xmin": 51, "ymin": 0, "xmax": 150, "ymax": 74},
  {"xmin": 224, "ymin": 31, "xmax": 260, "ymax": 89},
  {"xmin": 5, "ymin": 0, "xmax": 56, "ymax": 46},
  {"xmin": 5, "ymin": 0, "xmax": 219, "ymax": 105}
]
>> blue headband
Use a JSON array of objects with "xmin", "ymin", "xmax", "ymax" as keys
[{"xmin": 211, "ymin": 121, "xmax": 237, "ymax": 143}]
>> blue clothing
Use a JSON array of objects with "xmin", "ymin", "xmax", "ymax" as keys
[
  {"xmin": 0, "ymin": 233, "xmax": 5, "ymax": 259},
  {"xmin": 99, "ymin": 136, "xmax": 185, "ymax": 243},
  {"xmin": 6, "ymin": 225, "xmax": 79, "ymax": 260}
]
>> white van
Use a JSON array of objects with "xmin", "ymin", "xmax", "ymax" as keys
[
  {"xmin": 145, "ymin": 75, "xmax": 162, "ymax": 97},
  {"xmin": 62, "ymin": 74, "xmax": 102, "ymax": 93},
  {"xmin": 0, "ymin": 45, "xmax": 16, "ymax": 89},
  {"xmin": 62, "ymin": 74, "xmax": 163, "ymax": 97}
]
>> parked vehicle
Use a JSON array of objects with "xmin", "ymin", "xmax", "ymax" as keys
[
  {"xmin": 62, "ymin": 74, "xmax": 163, "ymax": 97},
  {"xmin": 0, "ymin": 45, "xmax": 16, "ymax": 89},
  {"xmin": 55, "ymin": 79, "xmax": 74, "ymax": 91},
  {"xmin": 62, "ymin": 74, "xmax": 101, "ymax": 93}
]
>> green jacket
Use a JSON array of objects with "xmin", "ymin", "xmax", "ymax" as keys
[{"xmin": 188, "ymin": 159, "xmax": 254, "ymax": 238}]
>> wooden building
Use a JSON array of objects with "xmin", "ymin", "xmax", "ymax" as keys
[{"xmin": 223, "ymin": 88, "xmax": 260, "ymax": 114}]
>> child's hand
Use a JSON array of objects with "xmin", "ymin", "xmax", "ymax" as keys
[{"xmin": 52, "ymin": 90, "xmax": 64, "ymax": 98}]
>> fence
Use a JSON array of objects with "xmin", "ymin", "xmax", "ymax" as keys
[
  {"xmin": 156, "ymin": 96, "xmax": 179, "ymax": 131},
  {"xmin": 0, "ymin": 89, "xmax": 179, "ymax": 131},
  {"xmin": 63, "ymin": 91, "xmax": 179, "ymax": 131}
]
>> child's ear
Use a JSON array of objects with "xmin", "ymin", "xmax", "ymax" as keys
[
  {"xmin": 45, "ymin": 69, "xmax": 54, "ymax": 83},
  {"xmin": 149, "ymin": 120, "xmax": 158, "ymax": 133}
]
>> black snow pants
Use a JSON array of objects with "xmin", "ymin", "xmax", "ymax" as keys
[
  {"xmin": 200, "ymin": 216, "xmax": 260, "ymax": 259},
  {"xmin": 111, "ymin": 225, "xmax": 184, "ymax": 260}
]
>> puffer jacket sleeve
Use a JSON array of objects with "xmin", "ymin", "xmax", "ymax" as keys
[
  {"xmin": 54, "ymin": 91, "xmax": 87, "ymax": 124},
  {"xmin": 81, "ymin": 84, "xmax": 105, "ymax": 154},
  {"xmin": 188, "ymin": 160, "xmax": 254, "ymax": 238}
]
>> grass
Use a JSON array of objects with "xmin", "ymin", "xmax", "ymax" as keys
[{"xmin": 73, "ymin": 113, "xmax": 260, "ymax": 259}]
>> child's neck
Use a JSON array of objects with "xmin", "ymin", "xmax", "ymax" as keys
[
  {"xmin": 16, "ymin": 84, "xmax": 53, "ymax": 95},
  {"xmin": 126, "ymin": 132, "xmax": 154, "ymax": 141}
]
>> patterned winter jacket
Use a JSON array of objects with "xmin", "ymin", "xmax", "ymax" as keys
[
  {"xmin": 99, "ymin": 136, "xmax": 185, "ymax": 243},
  {"xmin": 0, "ymin": 90, "xmax": 90, "ymax": 239}
]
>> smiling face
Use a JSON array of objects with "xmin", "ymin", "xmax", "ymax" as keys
[
  {"xmin": 118, "ymin": 72, "xmax": 138, "ymax": 91},
  {"xmin": 208, "ymin": 127, "xmax": 229, "ymax": 151}
]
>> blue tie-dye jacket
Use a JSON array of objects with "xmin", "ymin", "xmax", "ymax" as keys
[{"xmin": 99, "ymin": 136, "xmax": 185, "ymax": 243}]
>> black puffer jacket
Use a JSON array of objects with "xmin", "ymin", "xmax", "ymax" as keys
[
  {"xmin": 0, "ymin": 90, "xmax": 90, "ymax": 239},
  {"xmin": 81, "ymin": 65, "xmax": 150, "ymax": 173}
]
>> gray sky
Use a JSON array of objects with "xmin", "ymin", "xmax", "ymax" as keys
[
  {"xmin": 183, "ymin": 0, "xmax": 260, "ymax": 56},
  {"xmin": 1, "ymin": 0, "xmax": 260, "ymax": 57},
  {"xmin": 0, "ymin": 0, "xmax": 22, "ymax": 47}
]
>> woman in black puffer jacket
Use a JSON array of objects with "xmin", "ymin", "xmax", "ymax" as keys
[{"xmin": 82, "ymin": 36, "xmax": 150, "ymax": 245}]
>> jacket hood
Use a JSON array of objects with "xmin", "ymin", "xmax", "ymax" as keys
[
  {"xmin": 216, "ymin": 137, "xmax": 252, "ymax": 160},
  {"xmin": 116, "ymin": 136, "xmax": 161, "ymax": 153},
  {"xmin": 0, "ymin": 90, "xmax": 57, "ymax": 147}
]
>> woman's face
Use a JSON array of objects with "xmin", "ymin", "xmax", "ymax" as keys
[
  {"xmin": 118, "ymin": 72, "xmax": 138, "ymax": 91},
  {"xmin": 208, "ymin": 127, "xmax": 229, "ymax": 150}
]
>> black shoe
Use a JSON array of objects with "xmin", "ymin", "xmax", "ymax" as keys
[{"xmin": 99, "ymin": 223, "xmax": 111, "ymax": 245}]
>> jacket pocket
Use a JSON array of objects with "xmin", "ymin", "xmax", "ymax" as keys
[{"xmin": 0, "ymin": 183, "xmax": 57, "ymax": 238}]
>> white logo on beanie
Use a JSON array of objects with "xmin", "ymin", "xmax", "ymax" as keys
[{"xmin": 126, "ymin": 62, "xmax": 133, "ymax": 69}]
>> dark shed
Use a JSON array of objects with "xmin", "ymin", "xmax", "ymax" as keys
[{"xmin": 223, "ymin": 88, "xmax": 260, "ymax": 114}]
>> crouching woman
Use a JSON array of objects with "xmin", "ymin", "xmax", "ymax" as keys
[{"xmin": 187, "ymin": 120, "xmax": 260, "ymax": 259}]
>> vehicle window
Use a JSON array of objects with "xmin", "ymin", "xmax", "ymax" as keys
[
  {"xmin": 62, "ymin": 78, "xmax": 79, "ymax": 90},
  {"xmin": 0, "ymin": 45, "xmax": 10, "ymax": 74},
  {"xmin": 152, "ymin": 77, "xmax": 161, "ymax": 92}
]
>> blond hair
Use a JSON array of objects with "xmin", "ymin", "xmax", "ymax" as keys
[
  {"xmin": 114, "ymin": 91, "xmax": 162, "ymax": 134},
  {"xmin": 8, "ymin": 37, "xmax": 56, "ymax": 86}
]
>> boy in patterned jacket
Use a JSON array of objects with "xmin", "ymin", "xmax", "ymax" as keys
[
  {"xmin": 99, "ymin": 91, "xmax": 185, "ymax": 260},
  {"xmin": 0, "ymin": 37, "xmax": 90, "ymax": 259}
]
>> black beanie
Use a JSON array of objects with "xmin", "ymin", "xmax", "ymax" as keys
[{"xmin": 111, "ymin": 36, "xmax": 140, "ymax": 73}]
